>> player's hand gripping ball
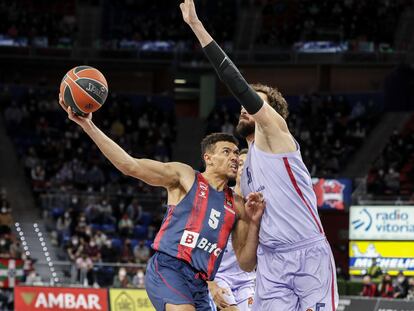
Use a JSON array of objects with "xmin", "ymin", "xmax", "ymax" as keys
[{"xmin": 59, "ymin": 66, "xmax": 108, "ymax": 116}]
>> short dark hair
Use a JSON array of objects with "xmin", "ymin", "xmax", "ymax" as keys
[
  {"xmin": 251, "ymin": 83, "xmax": 289, "ymax": 120},
  {"xmin": 240, "ymin": 148, "xmax": 248, "ymax": 155},
  {"xmin": 201, "ymin": 133, "xmax": 239, "ymax": 159}
]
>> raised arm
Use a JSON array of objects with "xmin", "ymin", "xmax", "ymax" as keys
[
  {"xmin": 232, "ymin": 192, "xmax": 265, "ymax": 272},
  {"xmin": 59, "ymin": 98, "xmax": 194, "ymax": 191},
  {"xmin": 180, "ymin": 0, "xmax": 295, "ymax": 153}
]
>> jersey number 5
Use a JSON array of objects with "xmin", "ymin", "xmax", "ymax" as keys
[{"xmin": 208, "ymin": 209, "xmax": 221, "ymax": 229}]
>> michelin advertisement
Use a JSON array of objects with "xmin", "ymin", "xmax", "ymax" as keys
[{"xmin": 349, "ymin": 205, "xmax": 414, "ymax": 276}]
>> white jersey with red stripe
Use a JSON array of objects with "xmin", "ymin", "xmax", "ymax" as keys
[
  {"xmin": 214, "ymin": 235, "xmax": 255, "ymax": 290},
  {"xmin": 241, "ymin": 141, "xmax": 324, "ymax": 248}
]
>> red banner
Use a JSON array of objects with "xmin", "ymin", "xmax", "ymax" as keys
[{"xmin": 14, "ymin": 286, "xmax": 108, "ymax": 311}]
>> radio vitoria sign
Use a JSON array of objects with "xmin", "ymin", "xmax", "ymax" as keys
[{"xmin": 350, "ymin": 206, "xmax": 414, "ymax": 240}]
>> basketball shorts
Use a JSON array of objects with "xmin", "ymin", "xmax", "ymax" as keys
[
  {"xmin": 145, "ymin": 252, "xmax": 212, "ymax": 311},
  {"xmin": 253, "ymin": 236, "xmax": 338, "ymax": 311}
]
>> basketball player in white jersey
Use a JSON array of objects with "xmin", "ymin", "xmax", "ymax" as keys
[
  {"xmin": 181, "ymin": 1, "xmax": 339, "ymax": 310},
  {"xmin": 209, "ymin": 150, "xmax": 255, "ymax": 311}
]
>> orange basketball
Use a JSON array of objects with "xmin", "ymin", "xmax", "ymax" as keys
[{"xmin": 59, "ymin": 66, "xmax": 108, "ymax": 116}]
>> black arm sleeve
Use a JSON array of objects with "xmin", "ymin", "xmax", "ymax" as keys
[{"xmin": 203, "ymin": 41, "xmax": 263, "ymax": 115}]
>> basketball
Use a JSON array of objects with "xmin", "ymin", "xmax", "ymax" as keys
[{"xmin": 59, "ymin": 66, "xmax": 108, "ymax": 116}]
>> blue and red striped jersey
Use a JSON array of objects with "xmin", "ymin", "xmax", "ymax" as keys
[{"xmin": 153, "ymin": 172, "xmax": 237, "ymax": 280}]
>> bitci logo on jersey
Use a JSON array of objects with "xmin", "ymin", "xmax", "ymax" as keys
[{"xmin": 180, "ymin": 231, "xmax": 222, "ymax": 256}]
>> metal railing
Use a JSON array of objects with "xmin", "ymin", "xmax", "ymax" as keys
[
  {"xmin": 0, "ymin": 45, "xmax": 409, "ymax": 65},
  {"xmin": 32, "ymin": 260, "xmax": 146, "ymax": 288}
]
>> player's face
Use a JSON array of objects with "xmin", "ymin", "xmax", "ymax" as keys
[
  {"xmin": 208, "ymin": 141, "xmax": 239, "ymax": 180},
  {"xmin": 236, "ymin": 153, "xmax": 247, "ymax": 185},
  {"xmin": 236, "ymin": 92, "xmax": 268, "ymax": 138},
  {"xmin": 236, "ymin": 107, "xmax": 255, "ymax": 138}
]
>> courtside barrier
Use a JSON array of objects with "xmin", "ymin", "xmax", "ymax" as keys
[
  {"xmin": 339, "ymin": 296, "xmax": 414, "ymax": 311},
  {"xmin": 109, "ymin": 288, "xmax": 155, "ymax": 311},
  {"xmin": 14, "ymin": 286, "xmax": 156, "ymax": 311},
  {"xmin": 14, "ymin": 286, "xmax": 109, "ymax": 311}
]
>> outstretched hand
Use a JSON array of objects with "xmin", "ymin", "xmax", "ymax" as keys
[
  {"xmin": 245, "ymin": 192, "xmax": 266, "ymax": 227},
  {"xmin": 58, "ymin": 93, "xmax": 92, "ymax": 129},
  {"xmin": 180, "ymin": 0, "xmax": 200, "ymax": 26},
  {"xmin": 211, "ymin": 286, "xmax": 231, "ymax": 309}
]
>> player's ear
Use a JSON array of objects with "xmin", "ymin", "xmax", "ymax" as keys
[{"xmin": 204, "ymin": 153, "xmax": 213, "ymax": 167}]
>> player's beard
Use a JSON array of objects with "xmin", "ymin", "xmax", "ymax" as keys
[{"xmin": 236, "ymin": 120, "xmax": 255, "ymax": 138}]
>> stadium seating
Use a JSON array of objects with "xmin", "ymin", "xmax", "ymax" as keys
[
  {"xmin": 206, "ymin": 93, "xmax": 382, "ymax": 177},
  {"xmin": 367, "ymin": 113, "xmax": 414, "ymax": 197},
  {"xmin": 1, "ymin": 85, "xmax": 176, "ymax": 286}
]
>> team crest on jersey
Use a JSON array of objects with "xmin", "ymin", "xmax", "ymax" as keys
[{"xmin": 199, "ymin": 182, "xmax": 208, "ymax": 198}]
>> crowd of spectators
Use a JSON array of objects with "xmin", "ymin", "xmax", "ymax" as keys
[
  {"xmin": 0, "ymin": 187, "xmax": 30, "ymax": 309},
  {"xmin": 1, "ymin": 85, "xmax": 175, "ymax": 287},
  {"xmin": 1, "ymin": 0, "xmax": 412, "ymax": 52},
  {"xmin": 256, "ymin": 0, "xmax": 413, "ymax": 50},
  {"xmin": 101, "ymin": 0, "xmax": 238, "ymax": 51},
  {"xmin": 207, "ymin": 93, "xmax": 381, "ymax": 177},
  {"xmin": 361, "ymin": 272, "xmax": 414, "ymax": 299},
  {"xmin": 0, "ymin": 188, "xmax": 22, "ymax": 260},
  {"xmin": 0, "ymin": 0, "xmax": 77, "ymax": 48},
  {"xmin": 367, "ymin": 114, "xmax": 414, "ymax": 197}
]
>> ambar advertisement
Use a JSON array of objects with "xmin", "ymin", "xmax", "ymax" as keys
[{"xmin": 14, "ymin": 286, "xmax": 109, "ymax": 311}]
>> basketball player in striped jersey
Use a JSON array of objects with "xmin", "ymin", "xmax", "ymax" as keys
[
  {"xmin": 181, "ymin": 1, "xmax": 339, "ymax": 310},
  {"xmin": 59, "ymin": 98, "xmax": 265, "ymax": 311},
  {"xmin": 209, "ymin": 149, "xmax": 255, "ymax": 311}
]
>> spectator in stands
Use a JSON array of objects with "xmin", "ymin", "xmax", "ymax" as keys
[
  {"xmin": 113, "ymin": 267, "xmax": 131, "ymax": 288},
  {"xmin": 31, "ymin": 165, "xmax": 46, "ymax": 190},
  {"xmin": 394, "ymin": 271, "xmax": 409, "ymax": 298},
  {"xmin": 10, "ymin": 240, "xmax": 22, "ymax": 259},
  {"xmin": 132, "ymin": 268, "xmax": 145, "ymax": 288},
  {"xmin": 126, "ymin": 199, "xmax": 143, "ymax": 223},
  {"xmin": 118, "ymin": 213, "xmax": 134, "ymax": 238},
  {"xmin": 94, "ymin": 230, "xmax": 107, "ymax": 248},
  {"xmin": 0, "ymin": 205, "xmax": 13, "ymax": 234},
  {"xmin": 86, "ymin": 238, "xmax": 101, "ymax": 262},
  {"xmin": 0, "ymin": 238, "xmax": 10, "ymax": 258},
  {"xmin": 75, "ymin": 253, "xmax": 94, "ymax": 286},
  {"xmin": 368, "ymin": 258, "xmax": 383, "ymax": 280},
  {"xmin": 384, "ymin": 167, "xmax": 400, "ymax": 194},
  {"xmin": 100, "ymin": 198, "xmax": 115, "ymax": 224},
  {"xmin": 101, "ymin": 240, "xmax": 119, "ymax": 263},
  {"xmin": 407, "ymin": 277, "xmax": 414, "ymax": 300},
  {"xmin": 25, "ymin": 270, "xmax": 42, "ymax": 286},
  {"xmin": 133, "ymin": 240, "xmax": 150, "ymax": 264},
  {"xmin": 120, "ymin": 239, "xmax": 134, "ymax": 263},
  {"xmin": 55, "ymin": 211, "xmax": 72, "ymax": 244},
  {"xmin": 360, "ymin": 274, "xmax": 377, "ymax": 297},
  {"xmin": 66, "ymin": 235, "xmax": 84, "ymax": 262},
  {"xmin": 85, "ymin": 198, "xmax": 101, "ymax": 224},
  {"xmin": 378, "ymin": 273, "xmax": 395, "ymax": 298}
]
